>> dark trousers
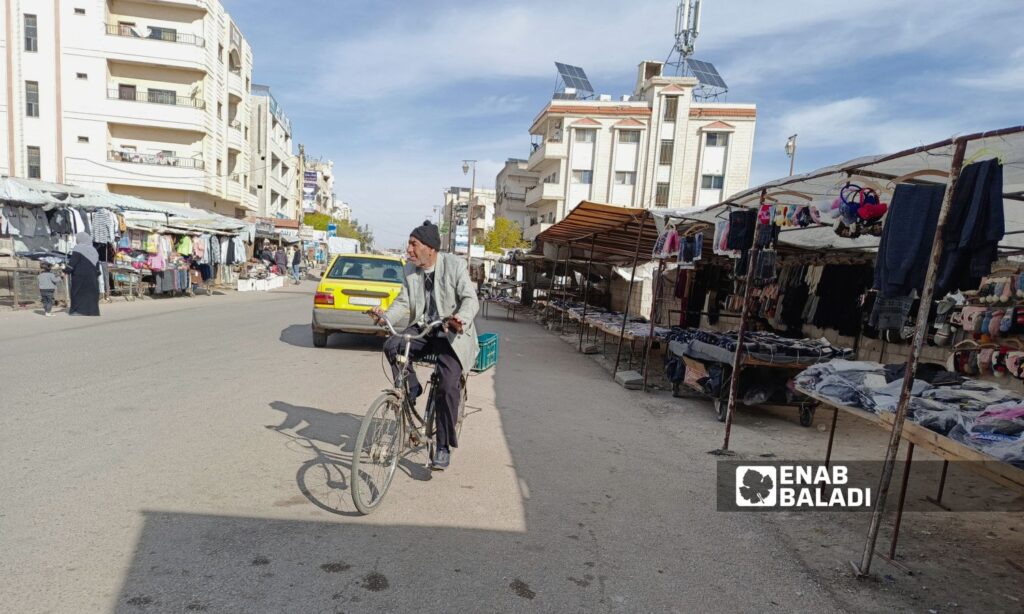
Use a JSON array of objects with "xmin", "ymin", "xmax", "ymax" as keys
[
  {"xmin": 383, "ymin": 326, "xmax": 462, "ymax": 450},
  {"xmin": 40, "ymin": 289, "xmax": 55, "ymax": 314}
]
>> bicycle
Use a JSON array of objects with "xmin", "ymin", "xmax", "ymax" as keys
[{"xmin": 350, "ymin": 314, "xmax": 467, "ymax": 515}]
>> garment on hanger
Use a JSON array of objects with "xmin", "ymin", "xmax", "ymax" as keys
[
  {"xmin": 935, "ymin": 158, "xmax": 1004, "ymax": 296},
  {"xmin": 92, "ymin": 208, "xmax": 117, "ymax": 244},
  {"xmin": 726, "ymin": 209, "xmax": 757, "ymax": 250}
]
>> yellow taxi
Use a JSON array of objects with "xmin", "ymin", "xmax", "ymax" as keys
[{"xmin": 311, "ymin": 253, "xmax": 407, "ymax": 347}]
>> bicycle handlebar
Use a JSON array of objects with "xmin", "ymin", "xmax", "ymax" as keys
[{"xmin": 370, "ymin": 312, "xmax": 451, "ymax": 340}]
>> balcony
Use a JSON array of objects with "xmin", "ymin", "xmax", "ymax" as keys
[
  {"xmin": 227, "ymin": 120, "xmax": 245, "ymax": 150},
  {"xmin": 105, "ymin": 23, "xmax": 205, "ymax": 47},
  {"xmin": 108, "ymin": 149, "xmax": 204, "ymax": 169},
  {"xmin": 227, "ymin": 70, "xmax": 245, "ymax": 96},
  {"xmin": 525, "ymin": 182, "xmax": 563, "ymax": 208},
  {"xmin": 527, "ymin": 139, "xmax": 567, "ymax": 171},
  {"xmin": 108, "ymin": 88, "xmax": 205, "ymax": 109},
  {"xmin": 523, "ymin": 222, "xmax": 553, "ymax": 242}
]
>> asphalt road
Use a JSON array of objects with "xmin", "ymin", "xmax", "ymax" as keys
[{"xmin": 0, "ymin": 282, "xmax": 858, "ymax": 613}]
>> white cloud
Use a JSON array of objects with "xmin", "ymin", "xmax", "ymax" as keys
[{"xmin": 954, "ymin": 47, "xmax": 1024, "ymax": 92}]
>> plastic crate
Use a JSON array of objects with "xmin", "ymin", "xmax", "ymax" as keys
[{"xmin": 473, "ymin": 333, "xmax": 499, "ymax": 372}]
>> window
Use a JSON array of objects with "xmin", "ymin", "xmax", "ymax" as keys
[
  {"xmin": 75, "ymin": 72, "xmax": 87, "ymax": 80},
  {"xmin": 701, "ymin": 175, "xmax": 724, "ymax": 189},
  {"xmin": 571, "ymin": 170, "xmax": 592, "ymax": 184},
  {"xmin": 575, "ymin": 129, "xmax": 596, "ymax": 143},
  {"xmin": 543, "ymin": 171, "xmax": 558, "ymax": 184},
  {"xmin": 147, "ymin": 88, "xmax": 176, "ymax": 105},
  {"xmin": 619, "ymin": 130, "xmax": 640, "ymax": 143},
  {"xmin": 25, "ymin": 81, "xmax": 39, "ymax": 117},
  {"xmin": 121, "ymin": 145, "xmax": 137, "ymax": 152},
  {"xmin": 614, "ymin": 171, "xmax": 636, "ymax": 185},
  {"xmin": 218, "ymin": 43, "xmax": 224, "ymax": 62},
  {"xmin": 327, "ymin": 257, "xmax": 405, "ymax": 283},
  {"xmin": 217, "ymin": 102, "xmax": 223, "ymax": 118},
  {"xmin": 706, "ymin": 132, "xmax": 729, "ymax": 147},
  {"xmin": 24, "ymin": 14, "xmax": 38, "ymax": 52},
  {"xmin": 663, "ymin": 96, "xmax": 678, "ymax": 121},
  {"xmin": 216, "ymin": 159, "xmax": 222, "ymax": 175},
  {"xmin": 74, "ymin": 8, "xmax": 85, "ymax": 15},
  {"xmin": 118, "ymin": 83, "xmax": 137, "ymax": 101},
  {"xmin": 27, "ymin": 146, "xmax": 41, "ymax": 178},
  {"xmin": 148, "ymin": 26, "xmax": 177, "ymax": 42},
  {"xmin": 77, "ymin": 136, "xmax": 89, "ymax": 143},
  {"xmin": 659, "ymin": 139, "xmax": 674, "ymax": 165},
  {"xmin": 655, "ymin": 182, "xmax": 670, "ymax": 207},
  {"xmin": 117, "ymin": 21, "xmax": 137, "ymax": 36}
]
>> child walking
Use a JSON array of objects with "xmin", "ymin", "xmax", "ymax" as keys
[{"xmin": 37, "ymin": 263, "xmax": 62, "ymax": 316}]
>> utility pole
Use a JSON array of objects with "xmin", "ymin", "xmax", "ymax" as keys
[
  {"xmin": 296, "ymin": 144, "xmax": 305, "ymax": 223},
  {"xmin": 785, "ymin": 134, "xmax": 797, "ymax": 176},
  {"xmin": 462, "ymin": 160, "xmax": 477, "ymax": 270}
]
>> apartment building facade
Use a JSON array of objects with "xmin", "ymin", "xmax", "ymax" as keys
[
  {"xmin": 249, "ymin": 84, "xmax": 296, "ymax": 219},
  {"xmin": 1, "ymin": 0, "xmax": 258, "ymax": 217},
  {"xmin": 441, "ymin": 185, "xmax": 496, "ymax": 250},
  {"xmin": 523, "ymin": 60, "xmax": 756, "ymax": 240},
  {"xmin": 495, "ymin": 158, "xmax": 538, "ymax": 235}
]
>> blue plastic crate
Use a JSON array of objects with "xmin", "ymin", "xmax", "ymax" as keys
[{"xmin": 473, "ymin": 333, "xmax": 499, "ymax": 372}]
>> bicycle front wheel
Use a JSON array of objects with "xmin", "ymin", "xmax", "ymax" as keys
[{"xmin": 351, "ymin": 391, "xmax": 404, "ymax": 515}]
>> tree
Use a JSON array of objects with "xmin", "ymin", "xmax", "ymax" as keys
[
  {"xmin": 482, "ymin": 217, "xmax": 529, "ymax": 252},
  {"xmin": 302, "ymin": 212, "xmax": 374, "ymax": 251}
]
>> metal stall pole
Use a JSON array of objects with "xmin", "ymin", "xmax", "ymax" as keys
[
  {"xmin": 546, "ymin": 245, "xmax": 559, "ymax": 322},
  {"xmin": 560, "ymin": 242, "xmax": 572, "ymax": 334},
  {"xmin": 642, "ymin": 259, "xmax": 667, "ymax": 392},
  {"xmin": 579, "ymin": 233, "xmax": 597, "ymax": 352},
  {"xmin": 856, "ymin": 138, "xmax": 968, "ymax": 576},
  {"xmin": 614, "ymin": 213, "xmax": 649, "ymax": 376},
  {"xmin": 721, "ymin": 196, "xmax": 765, "ymax": 451}
]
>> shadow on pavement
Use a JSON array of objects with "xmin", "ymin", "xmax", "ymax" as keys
[{"xmin": 279, "ymin": 324, "xmax": 386, "ymax": 350}]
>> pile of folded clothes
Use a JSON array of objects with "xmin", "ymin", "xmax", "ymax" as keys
[
  {"xmin": 665, "ymin": 328, "xmax": 854, "ymax": 365},
  {"xmin": 547, "ymin": 300, "xmax": 672, "ymax": 339},
  {"xmin": 795, "ymin": 360, "xmax": 1024, "ymax": 467}
]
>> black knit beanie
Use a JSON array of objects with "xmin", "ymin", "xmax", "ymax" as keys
[{"xmin": 410, "ymin": 220, "xmax": 441, "ymax": 251}]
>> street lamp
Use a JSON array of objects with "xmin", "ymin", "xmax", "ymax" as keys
[
  {"xmin": 785, "ymin": 134, "xmax": 798, "ymax": 176},
  {"xmin": 461, "ymin": 159, "xmax": 477, "ymax": 270}
]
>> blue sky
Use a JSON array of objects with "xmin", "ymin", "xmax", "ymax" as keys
[{"xmin": 224, "ymin": 0, "xmax": 1023, "ymax": 248}]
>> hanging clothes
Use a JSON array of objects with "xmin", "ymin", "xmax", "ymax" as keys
[
  {"xmin": 726, "ymin": 209, "xmax": 757, "ymax": 250},
  {"xmin": 935, "ymin": 158, "xmax": 1005, "ymax": 296},
  {"xmin": 92, "ymin": 208, "xmax": 117, "ymax": 244}
]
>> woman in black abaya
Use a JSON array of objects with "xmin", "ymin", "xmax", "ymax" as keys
[{"xmin": 66, "ymin": 232, "xmax": 101, "ymax": 316}]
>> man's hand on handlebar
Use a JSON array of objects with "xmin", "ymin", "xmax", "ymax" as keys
[
  {"xmin": 367, "ymin": 307, "xmax": 385, "ymax": 324},
  {"xmin": 448, "ymin": 315, "xmax": 465, "ymax": 334}
]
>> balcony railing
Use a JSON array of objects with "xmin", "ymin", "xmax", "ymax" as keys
[
  {"xmin": 229, "ymin": 119, "xmax": 241, "ymax": 130},
  {"xmin": 108, "ymin": 88, "xmax": 205, "ymax": 109},
  {"xmin": 108, "ymin": 150, "xmax": 205, "ymax": 170},
  {"xmin": 105, "ymin": 24, "xmax": 204, "ymax": 47}
]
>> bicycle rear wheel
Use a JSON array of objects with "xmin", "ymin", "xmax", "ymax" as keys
[{"xmin": 351, "ymin": 391, "xmax": 404, "ymax": 514}]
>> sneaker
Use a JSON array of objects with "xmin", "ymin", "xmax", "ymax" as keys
[
  {"xmin": 45, "ymin": 313, "xmax": 54, "ymax": 317},
  {"xmin": 432, "ymin": 447, "xmax": 450, "ymax": 471}
]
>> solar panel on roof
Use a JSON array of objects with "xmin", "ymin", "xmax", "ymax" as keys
[
  {"xmin": 685, "ymin": 58, "xmax": 727, "ymax": 89},
  {"xmin": 555, "ymin": 61, "xmax": 594, "ymax": 93}
]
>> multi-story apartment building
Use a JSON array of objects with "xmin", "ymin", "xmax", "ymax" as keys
[
  {"xmin": 495, "ymin": 158, "xmax": 538, "ymax": 236},
  {"xmin": 302, "ymin": 158, "xmax": 334, "ymax": 216},
  {"xmin": 333, "ymin": 199, "xmax": 351, "ymax": 222},
  {"xmin": 1, "ymin": 0, "xmax": 258, "ymax": 217},
  {"xmin": 249, "ymin": 84, "xmax": 296, "ymax": 219},
  {"xmin": 523, "ymin": 60, "xmax": 756, "ymax": 240},
  {"xmin": 441, "ymin": 186, "xmax": 496, "ymax": 250}
]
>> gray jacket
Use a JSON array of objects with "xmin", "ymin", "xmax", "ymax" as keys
[{"xmin": 385, "ymin": 252, "xmax": 480, "ymax": 370}]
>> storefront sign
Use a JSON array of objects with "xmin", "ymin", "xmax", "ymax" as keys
[
  {"xmin": 255, "ymin": 221, "xmax": 275, "ymax": 238},
  {"xmin": 327, "ymin": 223, "xmax": 337, "ymax": 238}
]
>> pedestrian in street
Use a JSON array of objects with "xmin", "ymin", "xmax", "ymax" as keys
[
  {"xmin": 291, "ymin": 247, "xmax": 303, "ymax": 284},
  {"xmin": 65, "ymin": 232, "xmax": 101, "ymax": 316},
  {"xmin": 260, "ymin": 244, "xmax": 274, "ymax": 268},
  {"xmin": 37, "ymin": 263, "xmax": 62, "ymax": 317},
  {"xmin": 275, "ymin": 246, "xmax": 287, "ymax": 276}
]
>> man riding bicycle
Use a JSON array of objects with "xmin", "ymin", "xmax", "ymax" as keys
[{"xmin": 369, "ymin": 220, "xmax": 479, "ymax": 470}]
